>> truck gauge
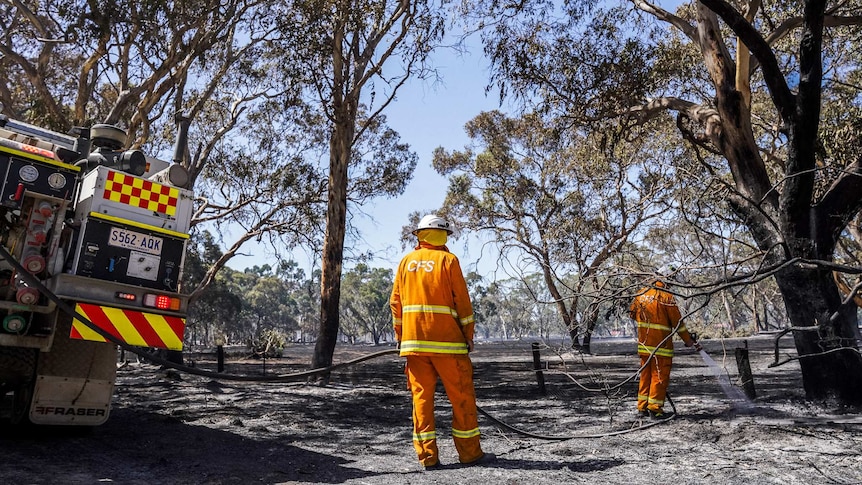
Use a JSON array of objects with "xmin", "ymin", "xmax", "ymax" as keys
[
  {"xmin": 47, "ymin": 172, "xmax": 67, "ymax": 189},
  {"xmin": 19, "ymin": 164, "xmax": 39, "ymax": 182}
]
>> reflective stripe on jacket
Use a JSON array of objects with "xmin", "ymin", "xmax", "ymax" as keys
[
  {"xmin": 390, "ymin": 242, "xmax": 475, "ymax": 356},
  {"xmin": 630, "ymin": 281, "xmax": 691, "ymax": 358}
]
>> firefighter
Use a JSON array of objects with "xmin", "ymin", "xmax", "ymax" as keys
[
  {"xmin": 390, "ymin": 214, "xmax": 486, "ymax": 469},
  {"xmin": 630, "ymin": 265, "xmax": 701, "ymax": 420}
]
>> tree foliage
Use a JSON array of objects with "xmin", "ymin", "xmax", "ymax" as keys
[
  {"xmin": 339, "ymin": 264, "xmax": 394, "ymax": 345},
  {"xmin": 183, "ymin": 232, "xmax": 323, "ymax": 349},
  {"xmin": 469, "ymin": 0, "xmax": 862, "ymax": 402},
  {"xmin": 433, "ymin": 110, "xmax": 675, "ymax": 351}
]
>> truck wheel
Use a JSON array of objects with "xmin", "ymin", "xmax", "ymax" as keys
[
  {"xmin": 0, "ymin": 348, "xmax": 37, "ymax": 425},
  {"xmin": 0, "ymin": 347, "xmax": 37, "ymax": 382},
  {"xmin": 9, "ymin": 381, "xmax": 33, "ymax": 425}
]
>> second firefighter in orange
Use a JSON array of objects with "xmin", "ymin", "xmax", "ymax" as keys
[{"xmin": 630, "ymin": 267, "xmax": 701, "ymax": 420}]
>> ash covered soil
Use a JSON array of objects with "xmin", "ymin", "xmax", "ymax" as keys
[{"xmin": 2, "ymin": 336, "xmax": 862, "ymax": 485}]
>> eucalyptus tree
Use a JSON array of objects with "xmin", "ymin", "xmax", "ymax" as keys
[
  {"xmin": 244, "ymin": 269, "xmax": 300, "ymax": 341},
  {"xmin": 339, "ymin": 264, "xmax": 394, "ymax": 345},
  {"xmin": 183, "ymin": 231, "xmax": 244, "ymax": 346},
  {"xmin": 467, "ymin": 275, "xmax": 523, "ymax": 339},
  {"xmin": 433, "ymin": 110, "xmax": 673, "ymax": 352},
  {"xmin": 470, "ymin": 277, "xmax": 539, "ymax": 339},
  {"xmin": 465, "ymin": 272, "xmax": 499, "ymax": 338},
  {"xmin": 472, "ymin": 0, "xmax": 862, "ymax": 401},
  {"xmin": 278, "ymin": 261, "xmax": 321, "ymax": 341},
  {"xmin": 273, "ymin": 0, "xmax": 451, "ymax": 372}
]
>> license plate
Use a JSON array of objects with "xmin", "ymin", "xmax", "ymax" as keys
[{"xmin": 108, "ymin": 227, "xmax": 163, "ymax": 255}]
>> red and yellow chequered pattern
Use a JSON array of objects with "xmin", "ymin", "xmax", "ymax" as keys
[
  {"xmin": 103, "ymin": 170, "xmax": 178, "ymax": 216},
  {"xmin": 70, "ymin": 303, "xmax": 185, "ymax": 350}
]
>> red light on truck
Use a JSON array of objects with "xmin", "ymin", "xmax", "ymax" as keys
[
  {"xmin": 115, "ymin": 292, "xmax": 136, "ymax": 301},
  {"xmin": 19, "ymin": 142, "xmax": 55, "ymax": 159},
  {"xmin": 143, "ymin": 293, "xmax": 180, "ymax": 310}
]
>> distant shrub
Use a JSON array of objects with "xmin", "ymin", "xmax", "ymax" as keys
[{"xmin": 250, "ymin": 329, "xmax": 287, "ymax": 358}]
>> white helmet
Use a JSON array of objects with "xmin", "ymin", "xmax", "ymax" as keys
[{"xmin": 412, "ymin": 214, "xmax": 453, "ymax": 235}]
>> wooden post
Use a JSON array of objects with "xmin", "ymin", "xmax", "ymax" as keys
[
  {"xmin": 531, "ymin": 342, "xmax": 546, "ymax": 395},
  {"xmin": 735, "ymin": 344, "xmax": 756, "ymax": 400},
  {"xmin": 217, "ymin": 345, "xmax": 225, "ymax": 373}
]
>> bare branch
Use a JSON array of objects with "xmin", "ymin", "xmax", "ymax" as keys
[
  {"xmin": 699, "ymin": 0, "xmax": 796, "ymax": 124},
  {"xmin": 630, "ymin": 0, "xmax": 697, "ymax": 40}
]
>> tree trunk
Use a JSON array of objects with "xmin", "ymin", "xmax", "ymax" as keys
[
  {"xmin": 312, "ymin": 116, "xmax": 353, "ymax": 376},
  {"xmin": 580, "ymin": 302, "xmax": 600, "ymax": 354},
  {"xmin": 774, "ymin": 266, "xmax": 862, "ymax": 402},
  {"xmin": 567, "ymin": 327, "xmax": 580, "ymax": 349},
  {"xmin": 722, "ymin": 291, "xmax": 737, "ymax": 332},
  {"xmin": 751, "ymin": 286, "xmax": 763, "ymax": 332},
  {"xmin": 539, "ymin": 254, "xmax": 576, "ymax": 347},
  {"xmin": 754, "ymin": 300, "xmax": 763, "ymax": 332},
  {"xmin": 692, "ymin": 1, "xmax": 862, "ymax": 403}
]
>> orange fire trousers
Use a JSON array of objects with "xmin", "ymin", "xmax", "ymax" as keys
[
  {"xmin": 405, "ymin": 354, "xmax": 483, "ymax": 466},
  {"xmin": 638, "ymin": 354, "xmax": 673, "ymax": 413}
]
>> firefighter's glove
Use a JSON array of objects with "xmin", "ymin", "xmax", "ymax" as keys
[{"xmin": 694, "ymin": 341, "xmax": 703, "ymax": 352}]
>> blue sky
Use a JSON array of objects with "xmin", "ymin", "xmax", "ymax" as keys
[{"xmin": 353, "ymin": 47, "xmax": 508, "ymax": 274}]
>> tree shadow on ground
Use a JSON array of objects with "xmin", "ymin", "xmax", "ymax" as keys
[{"xmin": 1, "ymin": 408, "xmax": 381, "ymax": 484}]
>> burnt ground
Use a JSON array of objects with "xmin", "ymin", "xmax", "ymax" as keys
[{"xmin": 2, "ymin": 335, "xmax": 862, "ymax": 484}]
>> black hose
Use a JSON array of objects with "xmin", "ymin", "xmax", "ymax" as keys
[{"xmin": 477, "ymin": 404, "xmax": 675, "ymax": 440}]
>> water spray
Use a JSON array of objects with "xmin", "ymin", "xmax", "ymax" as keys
[{"xmin": 698, "ymin": 347, "xmax": 755, "ymax": 411}]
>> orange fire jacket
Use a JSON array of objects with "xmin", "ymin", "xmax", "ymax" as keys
[
  {"xmin": 390, "ymin": 242, "xmax": 475, "ymax": 356},
  {"xmin": 630, "ymin": 281, "xmax": 693, "ymax": 358}
]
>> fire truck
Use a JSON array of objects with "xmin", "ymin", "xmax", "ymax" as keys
[{"xmin": 0, "ymin": 115, "xmax": 194, "ymax": 426}]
